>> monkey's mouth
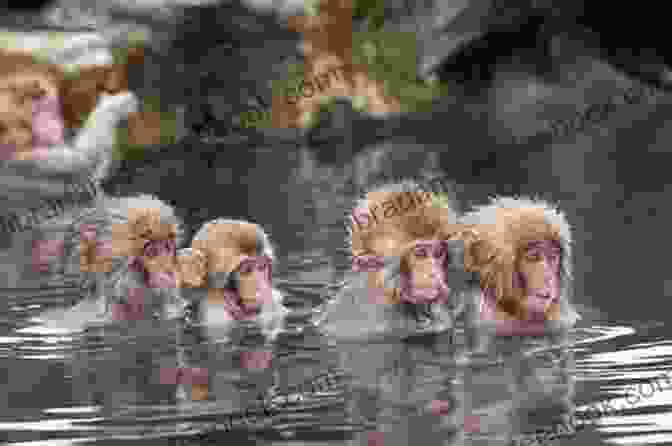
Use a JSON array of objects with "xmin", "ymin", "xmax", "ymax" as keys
[
  {"xmin": 208, "ymin": 256, "xmax": 274, "ymax": 321},
  {"xmin": 524, "ymin": 293, "xmax": 556, "ymax": 321}
]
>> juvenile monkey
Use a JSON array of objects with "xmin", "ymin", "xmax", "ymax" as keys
[
  {"xmin": 176, "ymin": 219, "xmax": 288, "ymax": 341},
  {"xmin": 62, "ymin": 194, "xmax": 186, "ymax": 322},
  {"xmin": 319, "ymin": 180, "xmax": 476, "ymax": 339},
  {"xmin": 0, "ymin": 44, "xmax": 155, "ymax": 177},
  {"xmin": 458, "ymin": 196, "xmax": 580, "ymax": 340}
]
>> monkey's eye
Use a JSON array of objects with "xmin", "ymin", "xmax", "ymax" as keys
[
  {"xmin": 238, "ymin": 261, "xmax": 255, "ymax": 274},
  {"xmin": 525, "ymin": 252, "xmax": 543, "ymax": 262},
  {"xmin": 414, "ymin": 246, "xmax": 429, "ymax": 257}
]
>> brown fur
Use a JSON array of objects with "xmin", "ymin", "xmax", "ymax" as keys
[
  {"xmin": 460, "ymin": 206, "xmax": 567, "ymax": 321},
  {"xmin": 177, "ymin": 219, "xmax": 284, "ymax": 323},
  {"xmin": 349, "ymin": 183, "xmax": 465, "ymax": 309},
  {"xmin": 109, "ymin": 206, "xmax": 179, "ymax": 260},
  {"xmin": 0, "ymin": 87, "xmax": 33, "ymax": 153},
  {"xmin": 0, "ymin": 46, "xmax": 160, "ymax": 155},
  {"xmin": 79, "ymin": 237, "xmax": 114, "ymax": 275},
  {"xmin": 79, "ymin": 205, "xmax": 181, "ymax": 279},
  {"xmin": 351, "ymin": 188, "xmax": 451, "ymax": 258},
  {"xmin": 190, "ymin": 220, "xmax": 263, "ymax": 275},
  {"xmin": 178, "ymin": 220, "xmax": 275, "ymax": 306},
  {"xmin": 176, "ymin": 248, "xmax": 208, "ymax": 289}
]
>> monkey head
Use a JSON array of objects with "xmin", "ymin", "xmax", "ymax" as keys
[
  {"xmin": 459, "ymin": 197, "xmax": 579, "ymax": 327},
  {"xmin": 108, "ymin": 195, "xmax": 183, "ymax": 288},
  {"xmin": 348, "ymin": 180, "xmax": 464, "ymax": 308},
  {"xmin": 0, "ymin": 54, "xmax": 64, "ymax": 158},
  {"xmin": 187, "ymin": 219, "xmax": 275, "ymax": 319}
]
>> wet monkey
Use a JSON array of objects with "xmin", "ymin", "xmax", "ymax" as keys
[
  {"xmin": 321, "ymin": 180, "xmax": 478, "ymax": 338},
  {"xmin": 176, "ymin": 219, "xmax": 288, "ymax": 340},
  {"xmin": 62, "ymin": 194, "xmax": 186, "ymax": 321},
  {"xmin": 458, "ymin": 196, "xmax": 580, "ymax": 340}
]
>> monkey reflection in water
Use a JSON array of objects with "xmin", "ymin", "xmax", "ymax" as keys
[{"xmin": 461, "ymin": 342, "xmax": 576, "ymax": 444}]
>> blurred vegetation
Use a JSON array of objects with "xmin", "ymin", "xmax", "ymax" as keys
[
  {"xmin": 352, "ymin": 0, "xmax": 386, "ymax": 31},
  {"xmin": 114, "ymin": 93, "xmax": 178, "ymax": 162},
  {"xmin": 432, "ymin": 192, "xmax": 453, "ymax": 209},
  {"xmin": 111, "ymin": 42, "xmax": 177, "ymax": 161},
  {"xmin": 352, "ymin": 30, "xmax": 450, "ymax": 114},
  {"xmin": 243, "ymin": 0, "xmax": 450, "ymax": 130}
]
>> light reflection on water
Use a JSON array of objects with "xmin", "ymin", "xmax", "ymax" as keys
[{"xmin": 0, "ymin": 258, "xmax": 670, "ymax": 446}]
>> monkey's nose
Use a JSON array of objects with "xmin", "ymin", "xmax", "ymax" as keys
[{"xmin": 534, "ymin": 292, "xmax": 552, "ymax": 301}]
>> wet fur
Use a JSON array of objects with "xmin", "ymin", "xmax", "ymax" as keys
[
  {"xmin": 61, "ymin": 193, "xmax": 186, "ymax": 321},
  {"xmin": 0, "ymin": 47, "xmax": 138, "ymax": 130},
  {"xmin": 321, "ymin": 179, "xmax": 478, "ymax": 338},
  {"xmin": 0, "ymin": 45, "xmax": 142, "ymax": 289},
  {"xmin": 459, "ymin": 196, "xmax": 580, "ymax": 330},
  {"xmin": 0, "ymin": 46, "xmax": 159, "ymax": 179},
  {"xmin": 178, "ymin": 219, "xmax": 288, "ymax": 341}
]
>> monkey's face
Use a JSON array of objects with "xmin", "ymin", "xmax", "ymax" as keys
[
  {"xmin": 123, "ymin": 224, "xmax": 179, "ymax": 289},
  {"xmin": 141, "ymin": 238, "xmax": 178, "ymax": 275},
  {"xmin": 137, "ymin": 240, "xmax": 178, "ymax": 289},
  {"xmin": 32, "ymin": 95, "xmax": 64, "ymax": 147},
  {"xmin": 399, "ymin": 240, "xmax": 450, "ymax": 304},
  {"xmin": 516, "ymin": 240, "xmax": 562, "ymax": 320},
  {"xmin": 232, "ymin": 255, "xmax": 273, "ymax": 309}
]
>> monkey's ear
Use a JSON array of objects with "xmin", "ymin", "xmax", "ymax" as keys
[{"xmin": 458, "ymin": 228, "xmax": 496, "ymax": 272}]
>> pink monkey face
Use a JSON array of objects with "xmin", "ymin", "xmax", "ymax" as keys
[
  {"xmin": 399, "ymin": 240, "xmax": 450, "ymax": 304},
  {"xmin": 234, "ymin": 256, "xmax": 274, "ymax": 308},
  {"xmin": 32, "ymin": 96, "xmax": 65, "ymax": 147},
  {"xmin": 139, "ymin": 239, "xmax": 178, "ymax": 289},
  {"xmin": 516, "ymin": 240, "xmax": 562, "ymax": 320}
]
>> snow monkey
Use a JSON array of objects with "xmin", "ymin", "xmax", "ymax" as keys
[
  {"xmin": 176, "ymin": 219, "xmax": 288, "ymax": 340},
  {"xmin": 320, "ymin": 179, "xmax": 480, "ymax": 339},
  {"xmin": 63, "ymin": 194, "xmax": 186, "ymax": 322},
  {"xmin": 458, "ymin": 196, "xmax": 580, "ymax": 338}
]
